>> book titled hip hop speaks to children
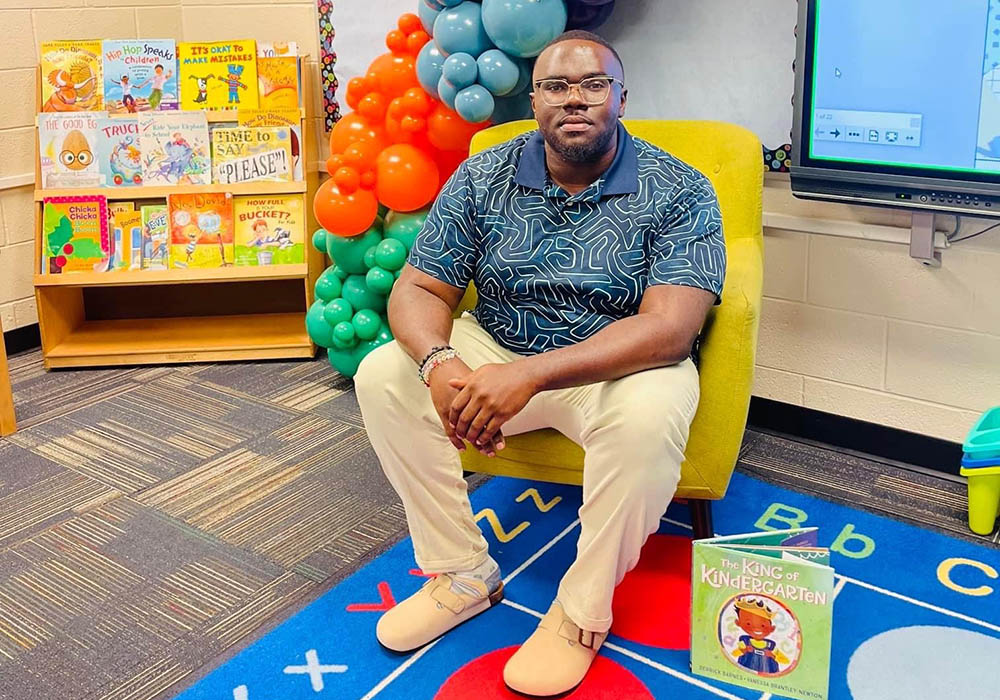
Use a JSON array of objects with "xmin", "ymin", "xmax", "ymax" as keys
[{"xmin": 691, "ymin": 528, "xmax": 834, "ymax": 700}]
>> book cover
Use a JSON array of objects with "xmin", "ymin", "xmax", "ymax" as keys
[
  {"xmin": 111, "ymin": 209, "xmax": 143, "ymax": 270},
  {"xmin": 257, "ymin": 56, "xmax": 300, "ymax": 110},
  {"xmin": 42, "ymin": 195, "xmax": 109, "ymax": 274},
  {"xmin": 96, "ymin": 115, "xmax": 143, "ymax": 186},
  {"xmin": 177, "ymin": 40, "xmax": 259, "ymax": 110},
  {"xmin": 168, "ymin": 192, "xmax": 234, "ymax": 268},
  {"xmin": 140, "ymin": 205, "xmax": 169, "ymax": 270},
  {"xmin": 40, "ymin": 40, "xmax": 103, "ymax": 112},
  {"xmin": 233, "ymin": 195, "xmax": 305, "ymax": 266},
  {"xmin": 691, "ymin": 528, "xmax": 834, "ymax": 700},
  {"xmin": 101, "ymin": 39, "xmax": 178, "ymax": 113},
  {"xmin": 237, "ymin": 108, "xmax": 303, "ymax": 180},
  {"xmin": 257, "ymin": 41, "xmax": 298, "ymax": 58},
  {"xmin": 212, "ymin": 126, "xmax": 293, "ymax": 184},
  {"xmin": 138, "ymin": 111, "xmax": 211, "ymax": 185},
  {"xmin": 37, "ymin": 112, "xmax": 103, "ymax": 188}
]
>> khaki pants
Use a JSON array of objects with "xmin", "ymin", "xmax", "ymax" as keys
[{"xmin": 354, "ymin": 314, "xmax": 700, "ymax": 633}]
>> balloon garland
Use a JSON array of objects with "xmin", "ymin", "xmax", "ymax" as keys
[{"xmin": 310, "ymin": 0, "xmax": 616, "ymax": 376}]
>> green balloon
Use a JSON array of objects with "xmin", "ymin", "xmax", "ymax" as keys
[
  {"xmin": 306, "ymin": 300, "xmax": 334, "ymax": 348},
  {"xmin": 363, "ymin": 246, "xmax": 377, "ymax": 270},
  {"xmin": 332, "ymin": 265, "xmax": 349, "ymax": 280},
  {"xmin": 352, "ymin": 309, "xmax": 381, "ymax": 340},
  {"xmin": 394, "ymin": 268, "xmax": 402, "ymax": 280},
  {"xmin": 366, "ymin": 266, "xmax": 395, "ymax": 295},
  {"xmin": 312, "ymin": 228, "xmax": 328, "ymax": 254},
  {"xmin": 343, "ymin": 274, "xmax": 386, "ymax": 312},
  {"xmin": 323, "ymin": 297, "xmax": 354, "ymax": 325},
  {"xmin": 333, "ymin": 321, "xmax": 356, "ymax": 344},
  {"xmin": 375, "ymin": 238, "xmax": 408, "ymax": 271},
  {"xmin": 327, "ymin": 346, "xmax": 361, "ymax": 377},
  {"xmin": 326, "ymin": 227, "xmax": 383, "ymax": 274},
  {"xmin": 384, "ymin": 208, "xmax": 428, "ymax": 251},
  {"xmin": 315, "ymin": 268, "xmax": 343, "ymax": 302}
]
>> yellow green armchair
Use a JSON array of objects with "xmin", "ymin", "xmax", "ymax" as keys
[{"xmin": 456, "ymin": 119, "xmax": 764, "ymax": 539}]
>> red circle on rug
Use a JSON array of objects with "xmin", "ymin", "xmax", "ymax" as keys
[
  {"xmin": 610, "ymin": 534, "xmax": 692, "ymax": 650},
  {"xmin": 434, "ymin": 646, "xmax": 654, "ymax": 699}
]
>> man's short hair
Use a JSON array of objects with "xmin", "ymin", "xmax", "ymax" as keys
[{"xmin": 542, "ymin": 30, "xmax": 625, "ymax": 81}]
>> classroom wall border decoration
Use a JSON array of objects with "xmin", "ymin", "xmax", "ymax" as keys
[{"xmin": 317, "ymin": 0, "xmax": 342, "ymax": 130}]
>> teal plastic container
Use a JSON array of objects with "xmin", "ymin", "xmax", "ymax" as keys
[{"xmin": 964, "ymin": 407, "xmax": 1000, "ymax": 461}]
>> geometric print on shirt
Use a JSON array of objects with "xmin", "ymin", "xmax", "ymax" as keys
[{"xmin": 407, "ymin": 122, "xmax": 726, "ymax": 356}]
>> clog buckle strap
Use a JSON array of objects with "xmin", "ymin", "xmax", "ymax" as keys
[{"xmin": 427, "ymin": 575, "xmax": 467, "ymax": 614}]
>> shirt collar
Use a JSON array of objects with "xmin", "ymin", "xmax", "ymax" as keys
[{"xmin": 514, "ymin": 121, "xmax": 639, "ymax": 197}]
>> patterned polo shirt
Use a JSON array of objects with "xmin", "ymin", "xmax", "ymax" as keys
[{"xmin": 407, "ymin": 122, "xmax": 726, "ymax": 356}]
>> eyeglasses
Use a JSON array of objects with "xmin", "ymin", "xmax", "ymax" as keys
[{"xmin": 532, "ymin": 76, "xmax": 624, "ymax": 107}]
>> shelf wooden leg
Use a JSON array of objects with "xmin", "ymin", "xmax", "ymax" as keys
[{"xmin": 0, "ymin": 322, "xmax": 16, "ymax": 437}]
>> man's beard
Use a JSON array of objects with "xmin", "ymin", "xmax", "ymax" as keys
[{"xmin": 544, "ymin": 119, "xmax": 618, "ymax": 163}]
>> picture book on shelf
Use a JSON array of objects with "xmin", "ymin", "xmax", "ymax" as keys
[
  {"xmin": 257, "ymin": 55, "xmax": 300, "ymax": 109},
  {"xmin": 237, "ymin": 108, "xmax": 303, "ymax": 180},
  {"xmin": 212, "ymin": 126, "xmax": 293, "ymax": 184},
  {"xmin": 40, "ymin": 40, "xmax": 103, "ymax": 112},
  {"xmin": 168, "ymin": 192, "xmax": 234, "ymax": 268},
  {"xmin": 257, "ymin": 41, "xmax": 298, "ymax": 58},
  {"xmin": 233, "ymin": 195, "xmax": 305, "ymax": 266},
  {"xmin": 140, "ymin": 205, "xmax": 169, "ymax": 270},
  {"xmin": 96, "ymin": 115, "xmax": 142, "ymax": 186},
  {"xmin": 178, "ymin": 40, "xmax": 259, "ymax": 110},
  {"xmin": 101, "ymin": 39, "xmax": 178, "ymax": 113},
  {"xmin": 110, "ymin": 209, "xmax": 143, "ymax": 270},
  {"xmin": 42, "ymin": 195, "xmax": 109, "ymax": 274},
  {"xmin": 138, "ymin": 111, "xmax": 211, "ymax": 185},
  {"xmin": 37, "ymin": 112, "xmax": 103, "ymax": 188},
  {"xmin": 690, "ymin": 528, "xmax": 834, "ymax": 700}
]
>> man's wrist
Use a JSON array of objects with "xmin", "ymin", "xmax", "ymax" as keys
[{"xmin": 517, "ymin": 356, "xmax": 550, "ymax": 394}]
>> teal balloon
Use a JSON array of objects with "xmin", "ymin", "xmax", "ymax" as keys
[
  {"xmin": 438, "ymin": 75, "xmax": 459, "ymax": 109},
  {"xmin": 323, "ymin": 297, "xmax": 354, "ymax": 325},
  {"xmin": 332, "ymin": 265, "xmax": 349, "ymax": 280},
  {"xmin": 510, "ymin": 56, "xmax": 533, "ymax": 95},
  {"xmin": 352, "ymin": 309, "xmax": 381, "ymax": 341},
  {"xmin": 455, "ymin": 84, "xmax": 495, "ymax": 123},
  {"xmin": 477, "ymin": 49, "xmax": 520, "ymax": 96},
  {"xmin": 327, "ymin": 346, "xmax": 361, "ymax": 377},
  {"xmin": 416, "ymin": 41, "xmax": 446, "ymax": 98},
  {"xmin": 442, "ymin": 52, "xmax": 478, "ymax": 89},
  {"xmin": 481, "ymin": 0, "xmax": 567, "ymax": 58},
  {"xmin": 306, "ymin": 300, "xmax": 334, "ymax": 348},
  {"xmin": 491, "ymin": 89, "xmax": 533, "ymax": 123},
  {"xmin": 375, "ymin": 238, "xmax": 408, "ymax": 271},
  {"xmin": 363, "ymin": 246, "xmax": 377, "ymax": 270},
  {"xmin": 366, "ymin": 266, "xmax": 396, "ymax": 295},
  {"xmin": 326, "ymin": 226, "xmax": 382, "ymax": 274},
  {"xmin": 394, "ymin": 268, "xmax": 402, "ymax": 280},
  {"xmin": 385, "ymin": 208, "xmax": 428, "ymax": 250},
  {"xmin": 434, "ymin": 1, "xmax": 493, "ymax": 57},
  {"xmin": 315, "ymin": 268, "xmax": 343, "ymax": 302},
  {"xmin": 418, "ymin": 0, "xmax": 441, "ymax": 33},
  {"xmin": 343, "ymin": 274, "xmax": 386, "ymax": 312},
  {"xmin": 312, "ymin": 228, "xmax": 328, "ymax": 254},
  {"xmin": 332, "ymin": 321, "xmax": 356, "ymax": 345}
]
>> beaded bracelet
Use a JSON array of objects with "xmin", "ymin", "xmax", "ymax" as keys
[
  {"xmin": 417, "ymin": 345, "xmax": 451, "ymax": 373},
  {"xmin": 419, "ymin": 348, "xmax": 461, "ymax": 386}
]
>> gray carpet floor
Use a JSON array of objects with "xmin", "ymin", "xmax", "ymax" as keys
[{"xmin": 0, "ymin": 349, "xmax": 989, "ymax": 699}]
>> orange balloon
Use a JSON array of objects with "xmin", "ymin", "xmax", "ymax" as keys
[
  {"xmin": 401, "ymin": 87, "xmax": 433, "ymax": 116},
  {"xmin": 346, "ymin": 77, "xmax": 367, "ymax": 111},
  {"xmin": 360, "ymin": 170, "xmax": 377, "ymax": 189},
  {"xmin": 358, "ymin": 92, "xmax": 388, "ymax": 121},
  {"xmin": 386, "ymin": 29, "xmax": 408, "ymax": 54},
  {"xmin": 406, "ymin": 31, "xmax": 430, "ymax": 55},
  {"xmin": 434, "ymin": 149, "xmax": 468, "ymax": 181},
  {"xmin": 375, "ymin": 144, "xmax": 440, "ymax": 212},
  {"xmin": 342, "ymin": 139, "xmax": 381, "ymax": 172},
  {"xmin": 427, "ymin": 103, "xmax": 488, "ymax": 152},
  {"xmin": 329, "ymin": 112, "xmax": 388, "ymax": 156},
  {"xmin": 366, "ymin": 52, "xmax": 419, "ymax": 100},
  {"xmin": 398, "ymin": 12, "xmax": 423, "ymax": 35},
  {"xmin": 334, "ymin": 166, "xmax": 361, "ymax": 194},
  {"xmin": 314, "ymin": 178, "xmax": 379, "ymax": 237}
]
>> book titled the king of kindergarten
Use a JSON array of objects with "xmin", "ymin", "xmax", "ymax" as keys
[{"xmin": 690, "ymin": 528, "xmax": 834, "ymax": 700}]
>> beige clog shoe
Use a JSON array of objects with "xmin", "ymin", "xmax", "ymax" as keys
[
  {"xmin": 503, "ymin": 602, "xmax": 608, "ymax": 697},
  {"xmin": 375, "ymin": 574, "xmax": 504, "ymax": 653}
]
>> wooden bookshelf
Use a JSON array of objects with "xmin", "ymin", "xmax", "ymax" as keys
[
  {"xmin": 0, "ymin": 317, "xmax": 15, "ymax": 436},
  {"xmin": 32, "ymin": 59, "xmax": 322, "ymax": 370}
]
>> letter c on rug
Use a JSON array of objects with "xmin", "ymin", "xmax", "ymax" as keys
[{"xmin": 937, "ymin": 557, "xmax": 999, "ymax": 597}]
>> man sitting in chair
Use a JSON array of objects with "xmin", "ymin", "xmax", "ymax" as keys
[{"xmin": 354, "ymin": 30, "xmax": 725, "ymax": 697}]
